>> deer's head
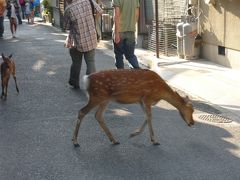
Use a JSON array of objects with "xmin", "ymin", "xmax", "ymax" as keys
[
  {"xmin": 180, "ymin": 96, "xmax": 194, "ymax": 126},
  {"xmin": 1, "ymin": 53, "xmax": 13, "ymax": 70}
]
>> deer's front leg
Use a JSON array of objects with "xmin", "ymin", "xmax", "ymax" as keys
[{"xmin": 144, "ymin": 102, "xmax": 160, "ymax": 145}]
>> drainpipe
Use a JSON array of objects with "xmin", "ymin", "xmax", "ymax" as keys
[
  {"xmin": 155, "ymin": 0, "xmax": 159, "ymax": 58},
  {"xmin": 197, "ymin": 0, "xmax": 200, "ymax": 34}
]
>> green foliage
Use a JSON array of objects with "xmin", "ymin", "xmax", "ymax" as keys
[
  {"xmin": 42, "ymin": 0, "xmax": 53, "ymax": 15},
  {"xmin": 42, "ymin": 0, "xmax": 49, "ymax": 9}
]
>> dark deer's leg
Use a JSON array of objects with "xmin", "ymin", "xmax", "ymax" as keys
[
  {"xmin": 1, "ymin": 77, "xmax": 9, "ymax": 100},
  {"xmin": 13, "ymin": 76, "xmax": 19, "ymax": 93},
  {"xmin": 4, "ymin": 78, "xmax": 9, "ymax": 99},
  {"xmin": 1, "ymin": 81, "xmax": 4, "ymax": 99}
]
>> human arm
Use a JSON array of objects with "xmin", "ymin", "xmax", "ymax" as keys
[
  {"xmin": 113, "ymin": 6, "xmax": 120, "ymax": 44},
  {"xmin": 135, "ymin": 7, "xmax": 139, "ymax": 24},
  {"xmin": 63, "ymin": 8, "xmax": 71, "ymax": 31},
  {"xmin": 92, "ymin": 0, "xmax": 103, "ymax": 16},
  {"xmin": 63, "ymin": 9, "xmax": 73, "ymax": 47}
]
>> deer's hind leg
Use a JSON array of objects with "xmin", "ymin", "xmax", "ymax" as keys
[
  {"xmin": 130, "ymin": 98, "xmax": 160, "ymax": 145},
  {"xmin": 129, "ymin": 101, "xmax": 148, "ymax": 138},
  {"xmin": 95, "ymin": 101, "xmax": 119, "ymax": 145},
  {"xmin": 72, "ymin": 97, "xmax": 102, "ymax": 147},
  {"xmin": 143, "ymin": 101, "xmax": 159, "ymax": 145}
]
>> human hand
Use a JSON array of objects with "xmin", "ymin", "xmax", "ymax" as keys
[{"xmin": 114, "ymin": 33, "xmax": 120, "ymax": 44}]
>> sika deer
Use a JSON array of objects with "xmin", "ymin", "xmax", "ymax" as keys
[
  {"xmin": 72, "ymin": 69, "xmax": 194, "ymax": 147},
  {"xmin": 1, "ymin": 53, "xmax": 19, "ymax": 100}
]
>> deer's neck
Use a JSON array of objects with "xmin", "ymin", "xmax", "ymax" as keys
[{"xmin": 163, "ymin": 90, "xmax": 186, "ymax": 112}]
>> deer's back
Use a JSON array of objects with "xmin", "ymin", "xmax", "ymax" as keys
[{"xmin": 87, "ymin": 69, "xmax": 171, "ymax": 104}]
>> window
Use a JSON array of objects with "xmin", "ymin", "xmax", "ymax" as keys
[{"xmin": 218, "ymin": 46, "xmax": 225, "ymax": 56}]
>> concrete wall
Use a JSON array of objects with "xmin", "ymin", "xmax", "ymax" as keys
[
  {"xmin": 200, "ymin": 0, "xmax": 240, "ymax": 69},
  {"xmin": 53, "ymin": 7, "xmax": 60, "ymax": 27}
]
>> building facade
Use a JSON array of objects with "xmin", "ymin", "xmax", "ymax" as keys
[
  {"xmin": 50, "ymin": 0, "xmax": 240, "ymax": 69},
  {"xmin": 200, "ymin": 0, "xmax": 240, "ymax": 69}
]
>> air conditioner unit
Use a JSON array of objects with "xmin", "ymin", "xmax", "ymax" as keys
[
  {"xmin": 205, "ymin": 0, "xmax": 215, "ymax": 5},
  {"xmin": 188, "ymin": 0, "xmax": 198, "ymax": 5}
]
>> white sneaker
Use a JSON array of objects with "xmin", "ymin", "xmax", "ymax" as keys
[{"xmin": 12, "ymin": 32, "xmax": 16, "ymax": 38}]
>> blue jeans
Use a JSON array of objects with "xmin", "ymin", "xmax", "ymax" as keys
[
  {"xmin": 20, "ymin": 5, "xmax": 26, "ymax": 19},
  {"xmin": 69, "ymin": 48, "xmax": 96, "ymax": 86},
  {"xmin": 113, "ymin": 31, "xmax": 140, "ymax": 69},
  {"xmin": 0, "ymin": 16, "xmax": 4, "ymax": 37}
]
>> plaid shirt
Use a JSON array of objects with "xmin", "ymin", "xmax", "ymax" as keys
[{"xmin": 64, "ymin": 0, "xmax": 102, "ymax": 52}]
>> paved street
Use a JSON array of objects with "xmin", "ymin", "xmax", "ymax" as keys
[{"xmin": 0, "ymin": 19, "xmax": 240, "ymax": 180}]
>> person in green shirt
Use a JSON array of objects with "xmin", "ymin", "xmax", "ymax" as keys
[{"xmin": 112, "ymin": 0, "xmax": 140, "ymax": 69}]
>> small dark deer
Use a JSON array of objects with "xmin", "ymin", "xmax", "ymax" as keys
[
  {"xmin": 72, "ymin": 69, "xmax": 194, "ymax": 147},
  {"xmin": 1, "ymin": 53, "xmax": 19, "ymax": 100}
]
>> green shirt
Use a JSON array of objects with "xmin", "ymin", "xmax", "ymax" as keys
[{"xmin": 112, "ymin": 0, "xmax": 140, "ymax": 32}]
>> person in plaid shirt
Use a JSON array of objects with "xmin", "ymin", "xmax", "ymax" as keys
[{"xmin": 64, "ymin": 0, "xmax": 102, "ymax": 89}]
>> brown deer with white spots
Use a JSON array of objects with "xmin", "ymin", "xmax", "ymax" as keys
[
  {"xmin": 1, "ymin": 53, "xmax": 19, "ymax": 100},
  {"xmin": 72, "ymin": 69, "xmax": 194, "ymax": 147}
]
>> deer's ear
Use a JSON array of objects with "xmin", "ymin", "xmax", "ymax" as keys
[
  {"xmin": 184, "ymin": 96, "xmax": 193, "ymax": 106},
  {"xmin": 1, "ymin": 53, "xmax": 5, "ymax": 59},
  {"xmin": 183, "ymin": 95, "xmax": 190, "ymax": 103},
  {"xmin": 9, "ymin": 54, "xmax": 12, "ymax": 59}
]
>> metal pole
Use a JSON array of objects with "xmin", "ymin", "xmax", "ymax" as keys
[
  {"xmin": 197, "ymin": 0, "xmax": 200, "ymax": 34},
  {"xmin": 155, "ymin": 0, "xmax": 159, "ymax": 58}
]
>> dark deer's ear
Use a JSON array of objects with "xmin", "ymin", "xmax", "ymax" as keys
[
  {"xmin": 1, "ymin": 53, "xmax": 6, "ymax": 61},
  {"xmin": 9, "ymin": 54, "xmax": 12, "ymax": 59}
]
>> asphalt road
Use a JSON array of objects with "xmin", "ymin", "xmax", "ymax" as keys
[{"xmin": 0, "ymin": 19, "xmax": 239, "ymax": 180}]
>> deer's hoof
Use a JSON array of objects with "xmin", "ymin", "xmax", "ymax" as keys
[
  {"xmin": 1, "ymin": 96, "xmax": 6, "ymax": 100},
  {"xmin": 73, "ymin": 143, "xmax": 80, "ymax": 148},
  {"xmin": 129, "ymin": 131, "xmax": 140, "ymax": 138},
  {"xmin": 113, "ymin": 141, "xmax": 120, "ymax": 145},
  {"xmin": 153, "ymin": 142, "xmax": 160, "ymax": 146}
]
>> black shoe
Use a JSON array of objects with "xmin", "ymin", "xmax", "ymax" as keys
[{"xmin": 69, "ymin": 81, "xmax": 80, "ymax": 89}]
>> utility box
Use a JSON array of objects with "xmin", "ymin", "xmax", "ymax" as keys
[
  {"xmin": 183, "ymin": 21, "xmax": 197, "ymax": 60},
  {"xmin": 101, "ymin": 13, "xmax": 113, "ymax": 40},
  {"xmin": 176, "ymin": 22, "xmax": 184, "ymax": 59},
  {"xmin": 101, "ymin": 14, "xmax": 112, "ymax": 33}
]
